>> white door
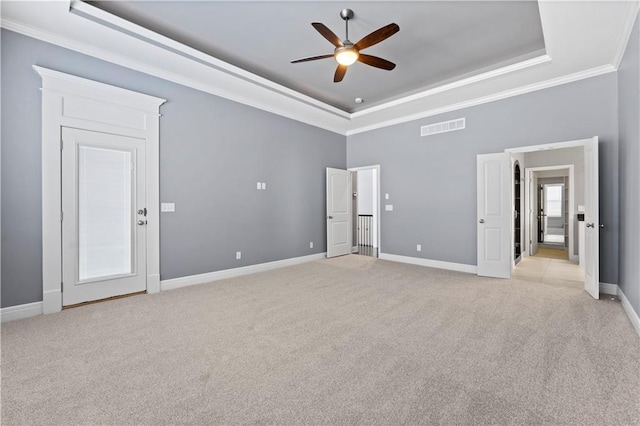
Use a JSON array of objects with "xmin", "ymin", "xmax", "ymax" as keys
[
  {"xmin": 326, "ymin": 167, "xmax": 351, "ymax": 258},
  {"xmin": 583, "ymin": 137, "xmax": 600, "ymax": 299},
  {"xmin": 477, "ymin": 153, "xmax": 512, "ymax": 278},
  {"xmin": 62, "ymin": 128, "xmax": 147, "ymax": 305}
]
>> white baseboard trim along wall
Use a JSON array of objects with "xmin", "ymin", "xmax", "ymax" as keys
[
  {"xmin": 3, "ymin": 254, "xmax": 639, "ymax": 338},
  {"xmin": 618, "ymin": 287, "xmax": 640, "ymax": 337},
  {"xmin": 160, "ymin": 252, "xmax": 327, "ymax": 291},
  {"xmin": 0, "ymin": 301, "xmax": 44, "ymax": 323},
  {"xmin": 379, "ymin": 252, "xmax": 478, "ymax": 274},
  {"xmin": 599, "ymin": 282, "xmax": 619, "ymax": 295}
]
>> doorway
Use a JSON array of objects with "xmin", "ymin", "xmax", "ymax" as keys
[
  {"xmin": 478, "ymin": 137, "xmax": 600, "ymax": 299},
  {"xmin": 61, "ymin": 128, "xmax": 148, "ymax": 306},
  {"xmin": 349, "ymin": 165, "xmax": 380, "ymax": 258},
  {"xmin": 36, "ymin": 66, "xmax": 164, "ymax": 313}
]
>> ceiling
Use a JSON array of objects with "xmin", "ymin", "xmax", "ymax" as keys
[
  {"xmin": 1, "ymin": 1, "xmax": 638, "ymax": 135},
  {"xmin": 86, "ymin": 1, "xmax": 546, "ymax": 113}
]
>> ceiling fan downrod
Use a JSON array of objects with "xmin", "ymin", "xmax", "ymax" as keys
[{"xmin": 340, "ymin": 8, "xmax": 354, "ymax": 42}]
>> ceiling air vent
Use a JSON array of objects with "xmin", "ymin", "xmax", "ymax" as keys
[{"xmin": 420, "ymin": 118, "xmax": 465, "ymax": 137}]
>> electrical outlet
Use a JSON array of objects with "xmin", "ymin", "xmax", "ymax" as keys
[
  {"xmin": 161, "ymin": 203, "xmax": 175, "ymax": 212},
  {"xmin": 310, "ymin": 242, "xmax": 314, "ymax": 248},
  {"xmin": 417, "ymin": 244, "xmax": 422, "ymax": 252},
  {"xmin": 236, "ymin": 251, "xmax": 241, "ymax": 260}
]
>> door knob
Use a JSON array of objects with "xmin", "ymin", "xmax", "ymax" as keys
[
  {"xmin": 599, "ymin": 224, "xmax": 605, "ymax": 229},
  {"xmin": 479, "ymin": 219, "xmax": 485, "ymax": 224},
  {"xmin": 327, "ymin": 216, "xmax": 333, "ymax": 220},
  {"xmin": 586, "ymin": 223, "xmax": 594, "ymax": 228},
  {"xmin": 137, "ymin": 220, "xmax": 146, "ymax": 226}
]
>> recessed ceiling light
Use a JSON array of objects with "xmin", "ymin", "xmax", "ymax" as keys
[{"xmin": 355, "ymin": 97, "xmax": 364, "ymax": 104}]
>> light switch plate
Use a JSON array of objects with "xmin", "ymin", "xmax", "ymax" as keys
[
  {"xmin": 417, "ymin": 244, "xmax": 422, "ymax": 252},
  {"xmin": 161, "ymin": 203, "xmax": 175, "ymax": 212},
  {"xmin": 257, "ymin": 182, "xmax": 262, "ymax": 190},
  {"xmin": 236, "ymin": 251, "xmax": 241, "ymax": 260},
  {"xmin": 261, "ymin": 182, "xmax": 266, "ymax": 190},
  {"xmin": 385, "ymin": 193, "xmax": 389, "ymax": 200},
  {"xmin": 385, "ymin": 204, "xmax": 393, "ymax": 211}
]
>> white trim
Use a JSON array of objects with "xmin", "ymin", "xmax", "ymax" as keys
[
  {"xmin": 350, "ymin": 54, "xmax": 551, "ymax": 119},
  {"xmin": 599, "ymin": 282, "xmax": 619, "ymax": 296},
  {"xmin": 505, "ymin": 138, "xmax": 594, "ymax": 154},
  {"xmin": 612, "ymin": 1, "xmax": 640, "ymax": 70},
  {"xmin": 33, "ymin": 66, "xmax": 165, "ymax": 112},
  {"xmin": 524, "ymin": 165, "xmax": 575, "ymax": 263},
  {"xmin": 618, "ymin": 287, "xmax": 640, "ymax": 337},
  {"xmin": 346, "ymin": 65, "xmax": 616, "ymax": 136},
  {"xmin": 35, "ymin": 66, "xmax": 165, "ymax": 313},
  {"xmin": 160, "ymin": 253, "xmax": 326, "ymax": 291},
  {"xmin": 1, "ymin": 302, "xmax": 43, "ymax": 323},
  {"xmin": 68, "ymin": 0, "xmax": 350, "ymax": 120},
  {"xmin": 379, "ymin": 253, "xmax": 477, "ymax": 274},
  {"xmin": 0, "ymin": 18, "xmax": 350, "ymax": 136}
]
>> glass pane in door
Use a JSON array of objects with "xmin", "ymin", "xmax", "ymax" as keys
[{"xmin": 78, "ymin": 145, "xmax": 133, "ymax": 281}]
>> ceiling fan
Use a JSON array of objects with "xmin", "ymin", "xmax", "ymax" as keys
[{"xmin": 291, "ymin": 9, "xmax": 399, "ymax": 83}]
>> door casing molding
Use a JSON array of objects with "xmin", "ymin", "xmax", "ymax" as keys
[
  {"xmin": 524, "ymin": 165, "xmax": 576, "ymax": 262},
  {"xmin": 34, "ymin": 66, "xmax": 166, "ymax": 314}
]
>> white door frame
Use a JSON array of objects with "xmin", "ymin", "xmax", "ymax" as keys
[
  {"xmin": 35, "ymin": 66, "xmax": 166, "ymax": 314},
  {"xmin": 506, "ymin": 137, "xmax": 599, "ymax": 299},
  {"xmin": 348, "ymin": 165, "xmax": 381, "ymax": 255},
  {"xmin": 524, "ymin": 165, "xmax": 575, "ymax": 261}
]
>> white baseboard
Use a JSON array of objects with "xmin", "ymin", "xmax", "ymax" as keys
[
  {"xmin": 161, "ymin": 253, "xmax": 327, "ymax": 291},
  {"xmin": 599, "ymin": 282, "xmax": 619, "ymax": 295},
  {"xmin": 379, "ymin": 252, "xmax": 477, "ymax": 274},
  {"xmin": 618, "ymin": 287, "xmax": 640, "ymax": 337},
  {"xmin": 1, "ymin": 301, "xmax": 44, "ymax": 323}
]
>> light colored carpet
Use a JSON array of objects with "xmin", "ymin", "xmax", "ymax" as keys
[{"xmin": 2, "ymin": 256, "xmax": 639, "ymax": 425}]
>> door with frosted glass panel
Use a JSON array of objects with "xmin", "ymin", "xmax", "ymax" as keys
[{"xmin": 62, "ymin": 128, "xmax": 146, "ymax": 305}]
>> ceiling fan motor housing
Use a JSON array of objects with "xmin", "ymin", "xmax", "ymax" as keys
[{"xmin": 340, "ymin": 9, "xmax": 354, "ymax": 21}]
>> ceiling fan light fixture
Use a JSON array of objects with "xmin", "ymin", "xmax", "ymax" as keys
[{"xmin": 335, "ymin": 46, "xmax": 359, "ymax": 66}]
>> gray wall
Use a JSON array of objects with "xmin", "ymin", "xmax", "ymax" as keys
[
  {"xmin": 618, "ymin": 11, "xmax": 640, "ymax": 317},
  {"xmin": 347, "ymin": 73, "xmax": 619, "ymax": 285},
  {"xmin": 1, "ymin": 29, "xmax": 346, "ymax": 308}
]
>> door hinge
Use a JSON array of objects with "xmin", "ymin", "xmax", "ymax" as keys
[
  {"xmin": 60, "ymin": 211, "xmax": 64, "ymax": 222},
  {"xmin": 60, "ymin": 139, "xmax": 63, "ymax": 150}
]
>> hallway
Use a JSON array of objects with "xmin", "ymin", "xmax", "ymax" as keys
[{"xmin": 512, "ymin": 249, "xmax": 584, "ymax": 289}]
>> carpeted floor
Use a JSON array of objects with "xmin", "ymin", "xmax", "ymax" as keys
[{"xmin": 2, "ymin": 256, "xmax": 639, "ymax": 425}]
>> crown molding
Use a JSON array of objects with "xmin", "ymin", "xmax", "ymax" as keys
[
  {"xmin": 612, "ymin": 1, "xmax": 640, "ymax": 70},
  {"xmin": 0, "ymin": 17, "xmax": 351, "ymax": 135},
  {"xmin": 346, "ymin": 64, "xmax": 616, "ymax": 136},
  {"xmin": 350, "ymin": 53, "xmax": 551, "ymax": 119},
  {"xmin": 1, "ymin": 1, "xmax": 634, "ymax": 137}
]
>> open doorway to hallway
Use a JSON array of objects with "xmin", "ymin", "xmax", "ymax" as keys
[
  {"xmin": 512, "ymin": 247, "xmax": 585, "ymax": 289},
  {"xmin": 350, "ymin": 165, "xmax": 380, "ymax": 258}
]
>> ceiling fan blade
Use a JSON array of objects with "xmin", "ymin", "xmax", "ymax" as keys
[
  {"xmin": 334, "ymin": 65, "xmax": 347, "ymax": 82},
  {"xmin": 312, "ymin": 22, "xmax": 343, "ymax": 48},
  {"xmin": 354, "ymin": 23, "xmax": 399, "ymax": 51},
  {"xmin": 357, "ymin": 54, "xmax": 396, "ymax": 70},
  {"xmin": 291, "ymin": 54, "xmax": 335, "ymax": 64}
]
